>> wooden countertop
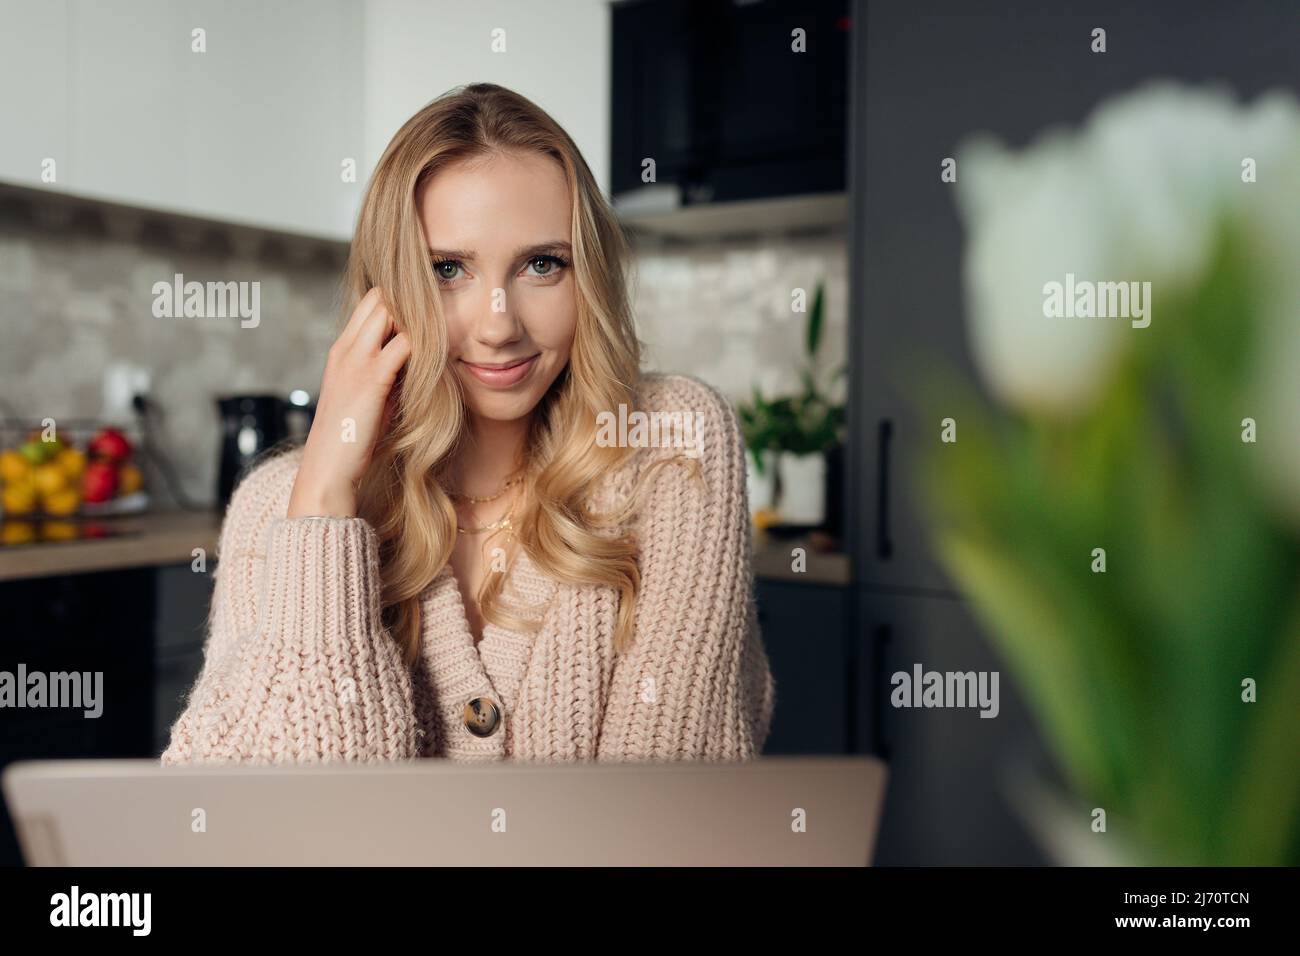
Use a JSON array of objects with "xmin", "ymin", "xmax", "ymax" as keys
[
  {"xmin": 0, "ymin": 510, "xmax": 850, "ymax": 587},
  {"xmin": 751, "ymin": 531, "xmax": 851, "ymax": 586},
  {"xmin": 0, "ymin": 510, "xmax": 221, "ymax": 582}
]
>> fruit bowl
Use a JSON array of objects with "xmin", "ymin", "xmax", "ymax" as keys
[{"xmin": 0, "ymin": 419, "xmax": 149, "ymax": 520}]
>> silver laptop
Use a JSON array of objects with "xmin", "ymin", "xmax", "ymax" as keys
[{"xmin": 3, "ymin": 756, "xmax": 888, "ymax": 866}]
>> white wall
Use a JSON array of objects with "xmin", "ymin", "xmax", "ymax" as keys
[
  {"xmin": 361, "ymin": 0, "xmax": 611, "ymax": 197},
  {"xmin": 0, "ymin": 0, "xmax": 365, "ymax": 239}
]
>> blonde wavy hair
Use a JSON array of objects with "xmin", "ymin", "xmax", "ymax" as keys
[{"xmin": 345, "ymin": 82, "xmax": 688, "ymax": 667}]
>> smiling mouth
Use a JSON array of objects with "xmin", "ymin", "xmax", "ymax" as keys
[
  {"xmin": 460, "ymin": 354, "xmax": 540, "ymax": 388},
  {"xmin": 462, "ymin": 356, "xmax": 537, "ymax": 370}
]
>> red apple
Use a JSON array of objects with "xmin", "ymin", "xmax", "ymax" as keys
[
  {"xmin": 88, "ymin": 427, "xmax": 132, "ymax": 463},
  {"xmin": 82, "ymin": 460, "xmax": 119, "ymax": 503}
]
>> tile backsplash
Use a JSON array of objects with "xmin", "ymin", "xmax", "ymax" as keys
[
  {"xmin": 0, "ymin": 188, "xmax": 347, "ymax": 508},
  {"xmin": 629, "ymin": 232, "xmax": 848, "ymax": 403},
  {"xmin": 0, "ymin": 187, "xmax": 845, "ymax": 507}
]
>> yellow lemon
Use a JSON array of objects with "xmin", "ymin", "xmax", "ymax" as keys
[
  {"xmin": 43, "ymin": 487, "xmax": 81, "ymax": 517},
  {"xmin": 2, "ymin": 479, "xmax": 38, "ymax": 515},
  {"xmin": 117, "ymin": 462, "xmax": 144, "ymax": 496},
  {"xmin": 42, "ymin": 520, "xmax": 78, "ymax": 541},
  {"xmin": 0, "ymin": 449, "xmax": 30, "ymax": 484},
  {"xmin": 33, "ymin": 462, "xmax": 69, "ymax": 497},
  {"xmin": 1, "ymin": 521, "xmax": 36, "ymax": 545},
  {"xmin": 56, "ymin": 447, "xmax": 86, "ymax": 479}
]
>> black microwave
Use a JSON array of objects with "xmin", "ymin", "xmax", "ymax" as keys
[{"xmin": 611, "ymin": 0, "xmax": 850, "ymax": 207}]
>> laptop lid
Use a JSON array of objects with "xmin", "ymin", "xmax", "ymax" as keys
[{"xmin": 3, "ymin": 756, "xmax": 888, "ymax": 866}]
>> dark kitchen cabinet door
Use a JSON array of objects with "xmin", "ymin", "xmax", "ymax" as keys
[
  {"xmin": 848, "ymin": 0, "xmax": 1300, "ymax": 595},
  {"xmin": 0, "ymin": 569, "xmax": 157, "ymax": 867},
  {"xmin": 854, "ymin": 588, "xmax": 1049, "ymax": 865},
  {"xmin": 152, "ymin": 564, "xmax": 215, "ymax": 752},
  {"xmin": 610, "ymin": 0, "xmax": 696, "ymax": 197},
  {"xmin": 847, "ymin": 0, "xmax": 986, "ymax": 597},
  {"xmin": 611, "ymin": 0, "xmax": 849, "ymax": 205},
  {"xmin": 755, "ymin": 579, "xmax": 849, "ymax": 755},
  {"xmin": 689, "ymin": 0, "xmax": 849, "ymax": 203}
]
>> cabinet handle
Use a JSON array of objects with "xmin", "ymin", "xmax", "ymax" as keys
[{"xmin": 876, "ymin": 419, "xmax": 894, "ymax": 559}]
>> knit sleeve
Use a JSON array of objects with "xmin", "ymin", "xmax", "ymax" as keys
[
  {"xmin": 160, "ymin": 449, "xmax": 419, "ymax": 765},
  {"xmin": 597, "ymin": 375, "xmax": 777, "ymax": 761}
]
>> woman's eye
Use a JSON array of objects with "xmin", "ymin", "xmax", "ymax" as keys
[
  {"xmin": 526, "ymin": 255, "xmax": 567, "ymax": 278},
  {"xmin": 432, "ymin": 259, "xmax": 464, "ymax": 282}
]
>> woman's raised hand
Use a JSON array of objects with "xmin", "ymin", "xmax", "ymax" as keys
[{"xmin": 287, "ymin": 288, "xmax": 411, "ymax": 518}]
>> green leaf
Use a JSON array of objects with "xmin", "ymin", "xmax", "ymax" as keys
[{"xmin": 806, "ymin": 282, "xmax": 824, "ymax": 358}]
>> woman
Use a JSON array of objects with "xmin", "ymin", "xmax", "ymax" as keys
[{"xmin": 162, "ymin": 83, "xmax": 775, "ymax": 765}]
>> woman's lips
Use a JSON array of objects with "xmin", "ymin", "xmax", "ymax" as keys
[{"xmin": 460, "ymin": 354, "xmax": 539, "ymax": 388}]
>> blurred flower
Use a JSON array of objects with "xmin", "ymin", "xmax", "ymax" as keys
[
  {"xmin": 955, "ymin": 81, "xmax": 1300, "ymax": 524},
  {"xmin": 958, "ymin": 130, "xmax": 1124, "ymax": 416},
  {"xmin": 928, "ymin": 82, "xmax": 1300, "ymax": 865},
  {"xmin": 1240, "ymin": 113, "xmax": 1300, "ymax": 528},
  {"xmin": 955, "ymin": 82, "xmax": 1300, "ymax": 411}
]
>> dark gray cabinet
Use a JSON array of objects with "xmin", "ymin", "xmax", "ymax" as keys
[
  {"xmin": 755, "ymin": 579, "xmax": 849, "ymax": 755},
  {"xmin": 848, "ymin": 0, "xmax": 1300, "ymax": 595},
  {"xmin": 854, "ymin": 588, "xmax": 1048, "ymax": 865},
  {"xmin": 611, "ymin": 0, "xmax": 849, "ymax": 206},
  {"xmin": 152, "ymin": 565, "xmax": 212, "ymax": 753},
  {"xmin": 0, "ymin": 569, "xmax": 157, "ymax": 866},
  {"xmin": 844, "ymin": 0, "xmax": 1300, "ymax": 864}
]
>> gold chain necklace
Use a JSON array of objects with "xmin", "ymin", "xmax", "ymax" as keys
[
  {"xmin": 446, "ymin": 472, "xmax": 524, "ymax": 504},
  {"xmin": 456, "ymin": 487, "xmax": 520, "ymax": 536}
]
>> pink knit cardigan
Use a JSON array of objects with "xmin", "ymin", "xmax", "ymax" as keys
[{"xmin": 161, "ymin": 373, "xmax": 775, "ymax": 765}]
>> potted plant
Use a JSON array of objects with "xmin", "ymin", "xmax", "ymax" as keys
[{"xmin": 737, "ymin": 281, "xmax": 846, "ymax": 528}]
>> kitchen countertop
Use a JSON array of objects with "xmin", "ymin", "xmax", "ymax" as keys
[
  {"xmin": 0, "ymin": 510, "xmax": 221, "ymax": 582},
  {"xmin": 751, "ymin": 531, "xmax": 851, "ymax": 586},
  {"xmin": 0, "ymin": 510, "xmax": 850, "ymax": 587}
]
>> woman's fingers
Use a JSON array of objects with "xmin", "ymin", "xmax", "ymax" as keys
[
  {"xmin": 378, "ymin": 330, "xmax": 412, "ymax": 381},
  {"xmin": 336, "ymin": 286, "xmax": 385, "ymax": 352},
  {"xmin": 287, "ymin": 288, "xmax": 410, "ymax": 519},
  {"xmin": 356, "ymin": 299, "xmax": 397, "ymax": 354}
]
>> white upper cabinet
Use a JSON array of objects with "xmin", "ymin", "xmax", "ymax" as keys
[
  {"xmin": 173, "ymin": 0, "xmax": 364, "ymax": 239},
  {"xmin": 0, "ymin": 0, "xmax": 72, "ymax": 190},
  {"xmin": 65, "ymin": 0, "xmax": 192, "ymax": 218},
  {"xmin": 1, "ymin": 0, "xmax": 363, "ymax": 240},
  {"xmin": 0, "ymin": 0, "xmax": 606, "ymax": 240}
]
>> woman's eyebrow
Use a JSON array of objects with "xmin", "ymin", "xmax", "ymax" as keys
[{"xmin": 426, "ymin": 240, "xmax": 573, "ymax": 260}]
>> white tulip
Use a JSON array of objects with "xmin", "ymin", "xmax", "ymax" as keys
[
  {"xmin": 1241, "ymin": 119, "xmax": 1300, "ymax": 528},
  {"xmin": 954, "ymin": 82, "xmax": 1300, "ymax": 421},
  {"xmin": 958, "ymin": 129, "xmax": 1124, "ymax": 416}
]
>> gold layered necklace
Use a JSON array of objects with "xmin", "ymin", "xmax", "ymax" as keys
[
  {"xmin": 450, "ymin": 467, "xmax": 528, "ymax": 536},
  {"xmin": 446, "ymin": 472, "xmax": 524, "ymax": 505},
  {"xmin": 456, "ymin": 493, "xmax": 517, "ymax": 536}
]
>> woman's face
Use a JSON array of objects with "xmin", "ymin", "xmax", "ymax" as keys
[{"xmin": 416, "ymin": 150, "xmax": 577, "ymax": 426}]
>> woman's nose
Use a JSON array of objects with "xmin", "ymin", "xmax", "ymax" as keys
[{"xmin": 471, "ymin": 285, "xmax": 523, "ymax": 346}]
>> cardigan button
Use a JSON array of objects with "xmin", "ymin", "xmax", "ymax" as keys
[{"xmin": 463, "ymin": 696, "xmax": 501, "ymax": 738}]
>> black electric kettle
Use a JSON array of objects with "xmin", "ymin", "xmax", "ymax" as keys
[{"xmin": 215, "ymin": 393, "xmax": 315, "ymax": 506}]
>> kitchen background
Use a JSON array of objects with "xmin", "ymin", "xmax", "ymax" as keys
[
  {"xmin": 0, "ymin": 0, "xmax": 856, "ymax": 868},
  {"xmin": 0, "ymin": 195, "xmax": 847, "ymax": 507},
  {"xmin": 3, "ymin": 0, "xmax": 1298, "ymax": 869}
]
